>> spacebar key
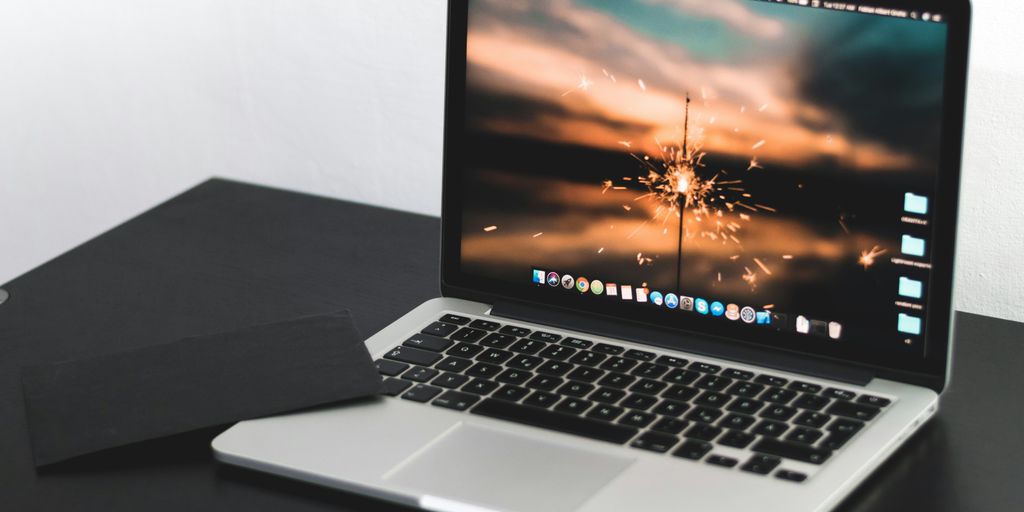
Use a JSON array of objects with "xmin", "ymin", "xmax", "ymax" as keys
[{"xmin": 470, "ymin": 398, "xmax": 638, "ymax": 444}]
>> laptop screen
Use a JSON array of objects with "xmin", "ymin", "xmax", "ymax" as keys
[{"xmin": 453, "ymin": 0, "xmax": 958, "ymax": 366}]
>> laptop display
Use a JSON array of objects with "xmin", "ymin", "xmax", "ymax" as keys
[{"xmin": 453, "ymin": 0, "xmax": 956, "ymax": 367}]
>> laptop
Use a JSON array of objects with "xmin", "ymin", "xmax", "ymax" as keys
[{"xmin": 213, "ymin": 0, "xmax": 971, "ymax": 510}]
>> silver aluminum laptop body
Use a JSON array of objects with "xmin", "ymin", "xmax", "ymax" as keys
[{"xmin": 214, "ymin": 0, "xmax": 970, "ymax": 510}]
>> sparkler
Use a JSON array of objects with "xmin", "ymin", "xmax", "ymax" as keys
[{"xmin": 858, "ymin": 245, "xmax": 886, "ymax": 269}]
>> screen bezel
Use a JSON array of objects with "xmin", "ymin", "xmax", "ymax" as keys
[{"xmin": 440, "ymin": 0, "xmax": 971, "ymax": 392}]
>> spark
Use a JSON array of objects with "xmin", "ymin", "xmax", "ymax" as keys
[
  {"xmin": 763, "ymin": 304, "xmax": 775, "ymax": 309},
  {"xmin": 598, "ymin": 247, "xmax": 605, "ymax": 254},
  {"xmin": 753, "ymin": 257, "xmax": 772, "ymax": 275},
  {"xmin": 838, "ymin": 216, "xmax": 851, "ymax": 234},
  {"xmin": 752, "ymin": 140, "xmax": 766, "ymax": 150},
  {"xmin": 758, "ymin": 103, "xmax": 769, "ymax": 112},
  {"xmin": 483, "ymin": 225, "xmax": 497, "ymax": 232},
  {"xmin": 782, "ymin": 254, "xmax": 793, "ymax": 260},
  {"xmin": 617, "ymin": 140, "xmax": 633, "ymax": 148},
  {"xmin": 561, "ymin": 74, "xmax": 593, "ymax": 96},
  {"xmin": 859, "ymin": 245, "xmax": 887, "ymax": 269},
  {"xmin": 638, "ymin": 79, "xmax": 647, "ymax": 91},
  {"xmin": 532, "ymin": 232, "xmax": 543, "ymax": 238},
  {"xmin": 743, "ymin": 267, "xmax": 757, "ymax": 288},
  {"xmin": 748, "ymin": 157, "xmax": 763, "ymax": 171}
]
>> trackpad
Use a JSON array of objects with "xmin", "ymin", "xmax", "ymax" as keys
[{"xmin": 384, "ymin": 423, "xmax": 634, "ymax": 511}]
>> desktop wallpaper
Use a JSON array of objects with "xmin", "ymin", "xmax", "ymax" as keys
[{"xmin": 460, "ymin": 0, "xmax": 948, "ymax": 352}]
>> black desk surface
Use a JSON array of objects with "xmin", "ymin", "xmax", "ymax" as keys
[{"xmin": 1, "ymin": 179, "xmax": 1021, "ymax": 511}]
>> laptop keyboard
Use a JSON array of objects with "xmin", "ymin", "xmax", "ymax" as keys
[{"xmin": 375, "ymin": 313, "xmax": 892, "ymax": 483}]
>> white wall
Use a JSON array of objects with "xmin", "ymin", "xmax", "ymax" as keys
[{"xmin": 1, "ymin": 0, "xmax": 1021, "ymax": 322}]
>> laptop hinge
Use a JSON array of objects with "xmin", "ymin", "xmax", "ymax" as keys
[{"xmin": 490, "ymin": 300, "xmax": 873, "ymax": 387}]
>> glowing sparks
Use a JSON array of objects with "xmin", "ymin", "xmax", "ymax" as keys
[
  {"xmin": 858, "ymin": 245, "xmax": 887, "ymax": 269},
  {"xmin": 618, "ymin": 140, "xmax": 633, "ymax": 148},
  {"xmin": 748, "ymin": 157, "xmax": 763, "ymax": 171},
  {"xmin": 532, "ymin": 232, "xmax": 544, "ymax": 238},
  {"xmin": 598, "ymin": 247, "xmax": 605, "ymax": 254},
  {"xmin": 638, "ymin": 79, "xmax": 647, "ymax": 91},
  {"xmin": 483, "ymin": 225, "xmax": 497, "ymax": 232},
  {"xmin": 753, "ymin": 257, "xmax": 772, "ymax": 275},
  {"xmin": 782, "ymin": 254, "xmax": 793, "ymax": 260},
  {"xmin": 758, "ymin": 103, "xmax": 769, "ymax": 112},
  {"xmin": 752, "ymin": 139, "xmax": 766, "ymax": 150},
  {"xmin": 561, "ymin": 74, "xmax": 593, "ymax": 96}
]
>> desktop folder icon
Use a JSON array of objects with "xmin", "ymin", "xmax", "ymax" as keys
[
  {"xmin": 898, "ymin": 277, "xmax": 923, "ymax": 299},
  {"xmin": 897, "ymin": 313, "xmax": 922, "ymax": 335},
  {"xmin": 904, "ymin": 192, "xmax": 929, "ymax": 215},
  {"xmin": 901, "ymin": 235, "xmax": 926, "ymax": 257}
]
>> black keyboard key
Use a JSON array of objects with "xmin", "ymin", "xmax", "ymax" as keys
[
  {"xmin": 401, "ymin": 384, "xmax": 443, "ymax": 402},
  {"xmin": 824, "ymin": 388, "xmax": 857, "ymax": 401},
  {"xmin": 586, "ymin": 404, "xmax": 625, "ymax": 421},
  {"xmin": 509, "ymin": 338, "xmax": 547, "ymax": 355},
  {"xmin": 433, "ymin": 372, "xmax": 470, "ymax": 389},
  {"xmin": 463, "ymin": 378, "xmax": 500, "ymax": 395},
  {"xmin": 655, "ymin": 355, "xmax": 688, "ymax": 367},
  {"xmin": 477, "ymin": 348, "xmax": 513, "ymax": 364},
  {"xmin": 523, "ymin": 391, "xmax": 559, "ymax": 408},
  {"xmin": 436, "ymin": 356, "xmax": 474, "ymax": 373},
  {"xmin": 722, "ymin": 369, "xmax": 754, "ymax": 380},
  {"xmin": 621, "ymin": 393, "xmax": 658, "ymax": 411},
  {"xmin": 631, "ymin": 362, "xmax": 669, "ymax": 379},
  {"xmin": 822, "ymin": 431, "xmax": 855, "ymax": 450},
  {"xmin": 662, "ymin": 385, "xmax": 699, "ymax": 402},
  {"xmin": 404, "ymin": 366, "xmax": 439, "ymax": 382},
  {"xmin": 384, "ymin": 346, "xmax": 443, "ymax": 367},
  {"xmin": 597, "ymin": 372, "xmax": 636, "ymax": 389},
  {"xmin": 786, "ymin": 427, "xmax": 824, "ymax": 445},
  {"xmin": 561, "ymin": 337, "xmax": 593, "ymax": 349},
  {"xmin": 754, "ymin": 374, "xmax": 788, "ymax": 387},
  {"xmin": 558, "ymin": 381, "xmax": 595, "ymax": 398},
  {"xmin": 788, "ymin": 381, "xmax": 822, "ymax": 393},
  {"xmin": 686, "ymin": 407, "xmax": 723, "ymax": 424},
  {"xmin": 494, "ymin": 385, "xmax": 530, "ymax": 402},
  {"xmin": 421, "ymin": 321, "xmax": 459, "ymax": 337},
  {"xmin": 554, "ymin": 397, "xmax": 593, "ymax": 415},
  {"xmin": 706, "ymin": 455, "xmax": 739, "ymax": 468},
  {"xmin": 695, "ymin": 391, "xmax": 731, "ymax": 408},
  {"xmin": 753, "ymin": 438, "xmax": 831, "ymax": 464},
  {"xmin": 689, "ymin": 361, "xmax": 721, "ymax": 374},
  {"xmin": 793, "ymin": 393, "xmax": 830, "ymax": 411},
  {"xmin": 720, "ymin": 413, "xmax": 756, "ymax": 431},
  {"xmin": 499, "ymin": 325, "xmax": 531, "ymax": 337},
  {"xmin": 600, "ymin": 357, "xmax": 638, "ymax": 373},
  {"xmin": 629, "ymin": 378, "xmax": 667, "ymax": 395},
  {"xmin": 673, "ymin": 440, "xmax": 712, "ymax": 460},
  {"xmin": 496, "ymin": 368, "xmax": 533, "ymax": 386},
  {"xmin": 507, "ymin": 354, "xmax": 543, "ymax": 371},
  {"xmin": 469, "ymin": 319, "xmax": 500, "ymax": 331},
  {"xmin": 630, "ymin": 432, "xmax": 679, "ymax": 453},
  {"xmin": 684, "ymin": 423, "xmax": 722, "ymax": 441},
  {"xmin": 727, "ymin": 397, "xmax": 764, "ymax": 415},
  {"xmin": 827, "ymin": 401, "xmax": 881, "ymax": 421},
  {"xmin": 652, "ymin": 399, "xmax": 690, "ymax": 417},
  {"xmin": 727, "ymin": 381, "xmax": 765, "ymax": 398},
  {"xmin": 741, "ymin": 454, "xmax": 781, "ymax": 475},
  {"xmin": 466, "ymin": 362, "xmax": 502, "ymax": 378},
  {"xmin": 794, "ymin": 411, "xmax": 832, "ymax": 428},
  {"xmin": 432, "ymin": 390, "xmax": 480, "ymax": 411},
  {"xmin": 763, "ymin": 387, "xmax": 797, "ymax": 404},
  {"xmin": 451, "ymin": 327, "xmax": 487, "ymax": 343},
  {"xmin": 537, "ymin": 360, "xmax": 574, "ymax": 377},
  {"xmin": 404, "ymin": 333, "xmax": 453, "ymax": 352},
  {"xmin": 663, "ymin": 368, "xmax": 700, "ymax": 385},
  {"xmin": 651, "ymin": 417, "xmax": 689, "ymax": 434},
  {"xmin": 623, "ymin": 349, "xmax": 656, "ymax": 361},
  {"xmin": 446, "ymin": 343, "xmax": 484, "ymax": 358},
  {"xmin": 760, "ymin": 404, "xmax": 797, "ymax": 422},
  {"xmin": 776, "ymin": 470, "xmax": 808, "ymax": 483},
  {"xmin": 569, "ymin": 350, "xmax": 607, "ymax": 367},
  {"xmin": 718, "ymin": 430, "xmax": 756, "ymax": 448},
  {"xmin": 539, "ymin": 344, "xmax": 576, "ymax": 360},
  {"xmin": 695, "ymin": 375, "xmax": 733, "ymax": 391},
  {"xmin": 382, "ymin": 377, "xmax": 412, "ymax": 396},
  {"xmin": 857, "ymin": 394, "xmax": 892, "ymax": 407},
  {"xmin": 592, "ymin": 387, "xmax": 627, "ymax": 404},
  {"xmin": 439, "ymin": 314, "xmax": 471, "ymax": 325},
  {"xmin": 753, "ymin": 420, "xmax": 789, "ymax": 438},
  {"xmin": 529, "ymin": 331, "xmax": 562, "ymax": 343},
  {"xmin": 471, "ymin": 398, "xmax": 638, "ymax": 444},
  {"xmin": 619, "ymin": 410, "xmax": 656, "ymax": 428},
  {"xmin": 526, "ymin": 375, "xmax": 564, "ymax": 391},
  {"xmin": 566, "ymin": 366, "xmax": 605, "ymax": 383},
  {"xmin": 828, "ymin": 417, "xmax": 865, "ymax": 435},
  {"xmin": 375, "ymin": 359, "xmax": 409, "ymax": 376},
  {"xmin": 593, "ymin": 343, "xmax": 624, "ymax": 355},
  {"xmin": 479, "ymin": 332, "xmax": 516, "ymax": 348}
]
